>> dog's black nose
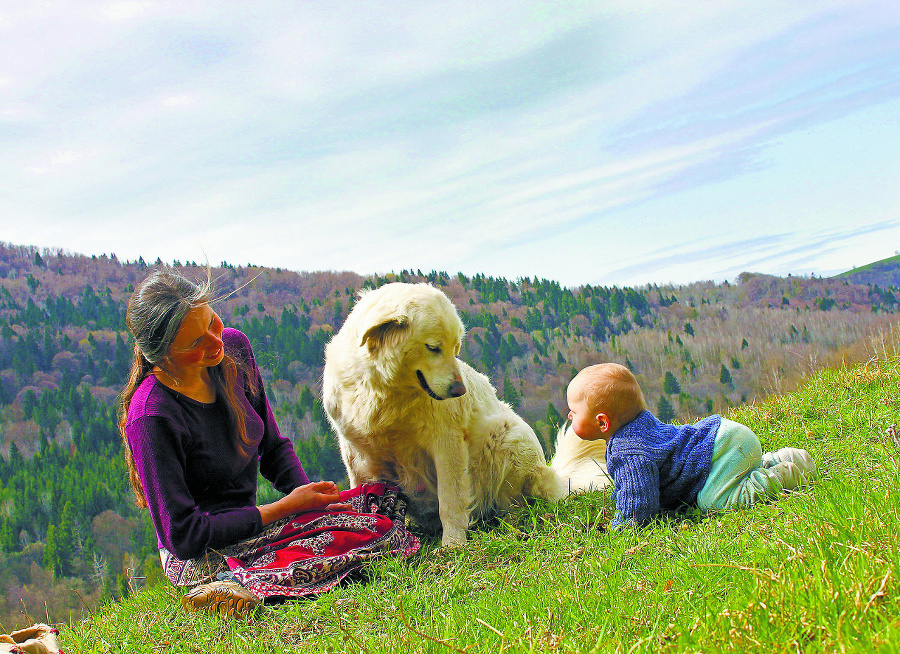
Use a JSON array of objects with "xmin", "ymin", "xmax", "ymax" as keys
[{"xmin": 448, "ymin": 381, "xmax": 466, "ymax": 397}]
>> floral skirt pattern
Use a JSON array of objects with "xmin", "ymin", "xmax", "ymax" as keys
[{"xmin": 160, "ymin": 482, "xmax": 420, "ymax": 599}]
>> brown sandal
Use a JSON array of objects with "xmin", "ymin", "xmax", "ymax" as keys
[{"xmin": 181, "ymin": 580, "xmax": 261, "ymax": 618}]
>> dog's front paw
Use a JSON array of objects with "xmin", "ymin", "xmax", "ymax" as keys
[{"xmin": 440, "ymin": 527, "xmax": 467, "ymax": 548}]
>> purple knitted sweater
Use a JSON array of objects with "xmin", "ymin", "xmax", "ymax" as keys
[
  {"xmin": 125, "ymin": 328, "xmax": 309, "ymax": 559},
  {"xmin": 607, "ymin": 410, "xmax": 721, "ymax": 528}
]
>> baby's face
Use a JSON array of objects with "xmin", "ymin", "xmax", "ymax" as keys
[{"xmin": 566, "ymin": 383, "xmax": 605, "ymax": 441}]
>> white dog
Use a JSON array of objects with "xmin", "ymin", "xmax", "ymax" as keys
[{"xmin": 323, "ymin": 282, "xmax": 608, "ymax": 546}]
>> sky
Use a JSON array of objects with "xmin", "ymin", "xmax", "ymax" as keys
[{"xmin": 2, "ymin": 1, "xmax": 900, "ymax": 288}]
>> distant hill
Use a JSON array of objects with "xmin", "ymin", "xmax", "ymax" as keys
[{"xmin": 834, "ymin": 254, "xmax": 900, "ymax": 287}]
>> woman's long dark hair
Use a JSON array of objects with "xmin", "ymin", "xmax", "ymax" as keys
[{"xmin": 118, "ymin": 268, "xmax": 257, "ymax": 507}]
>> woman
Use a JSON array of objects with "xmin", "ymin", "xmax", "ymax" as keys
[{"xmin": 118, "ymin": 268, "xmax": 419, "ymax": 616}]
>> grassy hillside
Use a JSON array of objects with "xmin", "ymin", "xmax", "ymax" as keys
[{"xmin": 56, "ymin": 337, "xmax": 900, "ymax": 653}]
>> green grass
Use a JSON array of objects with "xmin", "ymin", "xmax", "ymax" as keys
[{"xmin": 60, "ymin": 357, "xmax": 900, "ymax": 653}]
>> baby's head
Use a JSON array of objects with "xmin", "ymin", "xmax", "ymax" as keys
[{"xmin": 566, "ymin": 363, "xmax": 647, "ymax": 441}]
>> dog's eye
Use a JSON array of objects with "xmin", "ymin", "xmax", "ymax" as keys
[{"xmin": 425, "ymin": 344, "xmax": 441, "ymax": 354}]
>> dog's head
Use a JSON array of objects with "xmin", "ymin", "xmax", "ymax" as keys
[{"xmin": 357, "ymin": 283, "xmax": 467, "ymax": 400}]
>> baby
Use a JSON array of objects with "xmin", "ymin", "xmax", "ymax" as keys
[{"xmin": 566, "ymin": 363, "xmax": 816, "ymax": 529}]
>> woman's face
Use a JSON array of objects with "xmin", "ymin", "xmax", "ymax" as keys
[{"xmin": 167, "ymin": 304, "xmax": 225, "ymax": 374}]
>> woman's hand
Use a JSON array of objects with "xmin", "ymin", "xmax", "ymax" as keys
[{"xmin": 258, "ymin": 481, "xmax": 353, "ymax": 525}]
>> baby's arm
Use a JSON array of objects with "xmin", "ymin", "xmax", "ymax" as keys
[{"xmin": 608, "ymin": 454, "xmax": 661, "ymax": 529}]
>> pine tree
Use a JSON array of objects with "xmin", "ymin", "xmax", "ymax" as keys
[
  {"xmin": 663, "ymin": 371, "xmax": 681, "ymax": 395},
  {"xmin": 657, "ymin": 396, "xmax": 676, "ymax": 423},
  {"xmin": 546, "ymin": 402, "xmax": 564, "ymax": 431},
  {"xmin": 57, "ymin": 501, "xmax": 76, "ymax": 576},
  {"xmin": 0, "ymin": 520, "xmax": 16, "ymax": 553},
  {"xmin": 8, "ymin": 442, "xmax": 23, "ymax": 471},
  {"xmin": 44, "ymin": 524, "xmax": 60, "ymax": 576},
  {"xmin": 719, "ymin": 364, "xmax": 733, "ymax": 387},
  {"xmin": 502, "ymin": 375, "xmax": 521, "ymax": 410}
]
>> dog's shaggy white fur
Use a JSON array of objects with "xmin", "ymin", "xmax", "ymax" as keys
[{"xmin": 323, "ymin": 282, "xmax": 609, "ymax": 546}]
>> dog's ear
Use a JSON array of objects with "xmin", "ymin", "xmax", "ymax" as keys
[{"xmin": 361, "ymin": 317, "xmax": 409, "ymax": 353}]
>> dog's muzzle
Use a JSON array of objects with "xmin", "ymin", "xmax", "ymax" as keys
[
  {"xmin": 416, "ymin": 370, "xmax": 444, "ymax": 400},
  {"xmin": 448, "ymin": 380, "xmax": 466, "ymax": 397},
  {"xmin": 416, "ymin": 371, "xmax": 466, "ymax": 400}
]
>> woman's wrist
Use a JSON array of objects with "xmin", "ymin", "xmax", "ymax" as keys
[
  {"xmin": 257, "ymin": 482, "xmax": 345, "ymax": 526},
  {"xmin": 257, "ymin": 499, "xmax": 286, "ymax": 526}
]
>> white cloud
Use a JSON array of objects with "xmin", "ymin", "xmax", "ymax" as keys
[
  {"xmin": 24, "ymin": 150, "xmax": 87, "ymax": 175},
  {"xmin": 161, "ymin": 94, "xmax": 197, "ymax": 108},
  {"xmin": 101, "ymin": 1, "xmax": 154, "ymax": 22}
]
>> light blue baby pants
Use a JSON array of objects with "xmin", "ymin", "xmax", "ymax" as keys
[{"xmin": 696, "ymin": 419, "xmax": 815, "ymax": 511}]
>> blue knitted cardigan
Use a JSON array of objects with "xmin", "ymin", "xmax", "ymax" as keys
[{"xmin": 607, "ymin": 410, "xmax": 721, "ymax": 528}]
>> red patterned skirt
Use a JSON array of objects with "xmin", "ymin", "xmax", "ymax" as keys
[{"xmin": 160, "ymin": 482, "xmax": 420, "ymax": 599}]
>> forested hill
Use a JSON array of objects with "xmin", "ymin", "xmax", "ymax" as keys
[
  {"xmin": 0, "ymin": 240, "xmax": 897, "ymax": 628},
  {"xmin": 835, "ymin": 253, "xmax": 900, "ymax": 287}
]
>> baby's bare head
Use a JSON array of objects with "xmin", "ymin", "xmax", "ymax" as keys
[{"xmin": 568, "ymin": 363, "xmax": 647, "ymax": 433}]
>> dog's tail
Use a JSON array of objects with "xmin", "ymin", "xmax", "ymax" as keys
[{"xmin": 549, "ymin": 421, "xmax": 611, "ymax": 494}]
